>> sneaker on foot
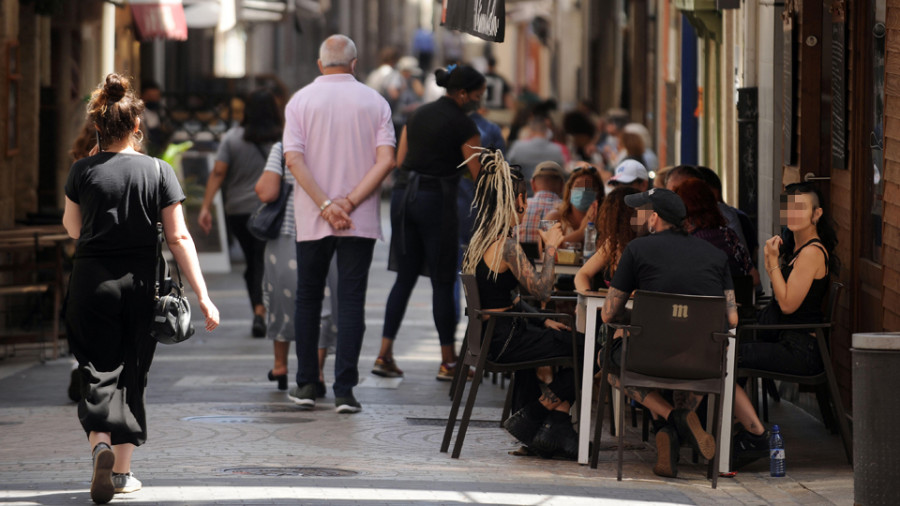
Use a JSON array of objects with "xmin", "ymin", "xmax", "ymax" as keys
[
  {"xmin": 112, "ymin": 472, "xmax": 142, "ymax": 494},
  {"xmin": 669, "ymin": 408, "xmax": 716, "ymax": 460},
  {"xmin": 732, "ymin": 428, "xmax": 770, "ymax": 470},
  {"xmin": 335, "ymin": 394, "xmax": 362, "ymax": 414},
  {"xmin": 653, "ymin": 424, "xmax": 680, "ymax": 478},
  {"xmin": 251, "ymin": 314, "xmax": 266, "ymax": 338},
  {"xmin": 90, "ymin": 443, "xmax": 115, "ymax": 505},
  {"xmin": 287, "ymin": 384, "xmax": 317, "ymax": 409},
  {"xmin": 436, "ymin": 362, "xmax": 472, "ymax": 382},
  {"xmin": 372, "ymin": 356, "xmax": 404, "ymax": 378}
]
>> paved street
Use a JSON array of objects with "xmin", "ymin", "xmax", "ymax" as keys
[{"xmin": 0, "ymin": 204, "xmax": 853, "ymax": 505}]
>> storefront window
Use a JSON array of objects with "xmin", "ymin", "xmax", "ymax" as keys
[{"xmin": 867, "ymin": 0, "xmax": 885, "ymax": 262}]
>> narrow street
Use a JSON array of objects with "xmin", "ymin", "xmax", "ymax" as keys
[{"xmin": 0, "ymin": 204, "xmax": 852, "ymax": 505}]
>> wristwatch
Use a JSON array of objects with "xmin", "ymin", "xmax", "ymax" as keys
[{"xmin": 319, "ymin": 199, "xmax": 333, "ymax": 212}]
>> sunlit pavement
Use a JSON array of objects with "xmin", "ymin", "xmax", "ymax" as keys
[{"xmin": 0, "ymin": 202, "xmax": 852, "ymax": 505}]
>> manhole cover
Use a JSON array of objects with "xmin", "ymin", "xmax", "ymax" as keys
[
  {"xmin": 406, "ymin": 417, "xmax": 500, "ymax": 428},
  {"xmin": 215, "ymin": 404, "xmax": 302, "ymax": 413},
  {"xmin": 0, "ymin": 421, "xmax": 22, "ymax": 426},
  {"xmin": 223, "ymin": 467, "xmax": 358, "ymax": 477},
  {"xmin": 182, "ymin": 415, "xmax": 312, "ymax": 424}
]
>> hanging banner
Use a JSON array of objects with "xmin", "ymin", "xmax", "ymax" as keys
[{"xmin": 441, "ymin": 0, "xmax": 505, "ymax": 43}]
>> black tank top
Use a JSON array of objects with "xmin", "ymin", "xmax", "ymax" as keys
[
  {"xmin": 777, "ymin": 238, "xmax": 830, "ymax": 325},
  {"xmin": 475, "ymin": 257, "xmax": 519, "ymax": 309}
]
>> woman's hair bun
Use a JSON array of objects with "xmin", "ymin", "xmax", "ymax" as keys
[
  {"xmin": 434, "ymin": 68, "xmax": 451, "ymax": 88},
  {"xmin": 103, "ymin": 74, "xmax": 129, "ymax": 103}
]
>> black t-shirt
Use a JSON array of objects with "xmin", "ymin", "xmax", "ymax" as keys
[
  {"xmin": 65, "ymin": 152, "xmax": 186, "ymax": 258},
  {"xmin": 401, "ymin": 96, "xmax": 479, "ymax": 178},
  {"xmin": 610, "ymin": 230, "xmax": 734, "ymax": 296}
]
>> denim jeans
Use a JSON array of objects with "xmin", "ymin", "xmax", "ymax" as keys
[{"xmin": 294, "ymin": 236, "xmax": 375, "ymax": 397}]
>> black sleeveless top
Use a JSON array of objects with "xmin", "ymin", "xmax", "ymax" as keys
[
  {"xmin": 773, "ymin": 238, "xmax": 830, "ymax": 325},
  {"xmin": 475, "ymin": 258, "xmax": 519, "ymax": 309}
]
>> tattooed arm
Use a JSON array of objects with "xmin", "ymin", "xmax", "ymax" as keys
[
  {"xmin": 601, "ymin": 287, "xmax": 630, "ymax": 323},
  {"xmin": 503, "ymin": 237, "xmax": 557, "ymax": 302},
  {"xmin": 725, "ymin": 289, "xmax": 738, "ymax": 328}
]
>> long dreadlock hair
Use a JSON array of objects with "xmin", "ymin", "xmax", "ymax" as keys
[{"xmin": 462, "ymin": 148, "xmax": 527, "ymax": 280}]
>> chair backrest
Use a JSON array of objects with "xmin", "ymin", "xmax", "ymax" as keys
[
  {"xmin": 624, "ymin": 290, "xmax": 728, "ymax": 380},
  {"xmin": 459, "ymin": 273, "xmax": 487, "ymax": 358},
  {"xmin": 825, "ymin": 281, "xmax": 844, "ymax": 325}
]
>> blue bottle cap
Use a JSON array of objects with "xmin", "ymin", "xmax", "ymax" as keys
[{"xmin": 772, "ymin": 424, "xmax": 780, "ymax": 432}]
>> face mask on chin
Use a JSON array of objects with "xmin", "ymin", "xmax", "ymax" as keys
[{"xmin": 569, "ymin": 188, "xmax": 597, "ymax": 212}]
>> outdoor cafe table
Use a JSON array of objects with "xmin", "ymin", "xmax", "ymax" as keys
[{"xmin": 575, "ymin": 289, "xmax": 736, "ymax": 471}]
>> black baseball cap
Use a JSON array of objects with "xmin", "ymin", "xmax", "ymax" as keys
[{"xmin": 624, "ymin": 188, "xmax": 686, "ymax": 226}]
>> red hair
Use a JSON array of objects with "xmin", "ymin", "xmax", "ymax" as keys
[{"xmin": 675, "ymin": 178, "xmax": 726, "ymax": 231}]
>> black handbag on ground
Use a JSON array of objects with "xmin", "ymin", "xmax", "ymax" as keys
[
  {"xmin": 150, "ymin": 158, "xmax": 195, "ymax": 345},
  {"xmin": 247, "ymin": 145, "xmax": 291, "ymax": 241}
]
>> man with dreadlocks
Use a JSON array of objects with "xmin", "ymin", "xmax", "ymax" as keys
[{"xmin": 462, "ymin": 149, "xmax": 583, "ymax": 460}]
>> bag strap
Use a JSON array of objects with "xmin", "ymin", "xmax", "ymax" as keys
[{"xmin": 154, "ymin": 158, "xmax": 185, "ymax": 299}]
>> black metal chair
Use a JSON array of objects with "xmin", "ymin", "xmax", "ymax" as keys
[
  {"xmin": 736, "ymin": 281, "xmax": 852, "ymax": 465},
  {"xmin": 591, "ymin": 290, "xmax": 730, "ymax": 488},
  {"xmin": 441, "ymin": 274, "xmax": 580, "ymax": 459}
]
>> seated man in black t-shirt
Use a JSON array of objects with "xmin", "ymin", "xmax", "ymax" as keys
[{"xmin": 600, "ymin": 188, "xmax": 739, "ymax": 478}]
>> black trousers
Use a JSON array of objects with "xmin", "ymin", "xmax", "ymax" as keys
[
  {"xmin": 225, "ymin": 213, "xmax": 266, "ymax": 309},
  {"xmin": 488, "ymin": 316, "xmax": 583, "ymax": 413},
  {"xmin": 66, "ymin": 254, "xmax": 156, "ymax": 446}
]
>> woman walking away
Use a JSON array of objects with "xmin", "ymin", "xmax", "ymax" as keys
[
  {"xmin": 198, "ymin": 88, "xmax": 282, "ymax": 338},
  {"xmin": 464, "ymin": 149, "xmax": 582, "ymax": 459},
  {"xmin": 63, "ymin": 73, "xmax": 219, "ymax": 504},
  {"xmin": 376, "ymin": 64, "xmax": 484, "ymax": 380}
]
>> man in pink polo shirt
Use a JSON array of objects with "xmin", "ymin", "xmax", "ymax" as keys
[{"xmin": 283, "ymin": 34, "xmax": 396, "ymax": 413}]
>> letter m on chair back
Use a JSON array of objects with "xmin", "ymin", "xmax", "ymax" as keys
[{"xmin": 625, "ymin": 291, "xmax": 729, "ymax": 381}]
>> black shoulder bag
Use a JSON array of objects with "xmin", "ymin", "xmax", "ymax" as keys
[
  {"xmin": 150, "ymin": 158, "xmax": 195, "ymax": 344},
  {"xmin": 247, "ymin": 144, "xmax": 292, "ymax": 241}
]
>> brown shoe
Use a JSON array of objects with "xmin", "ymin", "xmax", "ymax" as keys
[
  {"xmin": 669, "ymin": 409, "xmax": 716, "ymax": 460},
  {"xmin": 653, "ymin": 424, "xmax": 679, "ymax": 478},
  {"xmin": 372, "ymin": 356, "xmax": 404, "ymax": 378}
]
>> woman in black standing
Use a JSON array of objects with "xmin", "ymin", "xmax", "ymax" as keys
[
  {"xmin": 374, "ymin": 65, "xmax": 485, "ymax": 380},
  {"xmin": 63, "ymin": 73, "xmax": 220, "ymax": 504}
]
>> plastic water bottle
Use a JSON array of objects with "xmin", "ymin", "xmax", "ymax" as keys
[
  {"xmin": 769, "ymin": 424, "xmax": 785, "ymax": 477},
  {"xmin": 583, "ymin": 222, "xmax": 597, "ymax": 260}
]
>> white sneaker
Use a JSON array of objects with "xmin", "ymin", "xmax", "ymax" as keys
[{"xmin": 112, "ymin": 472, "xmax": 142, "ymax": 494}]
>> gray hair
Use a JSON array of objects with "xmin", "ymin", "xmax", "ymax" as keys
[{"xmin": 319, "ymin": 35, "xmax": 357, "ymax": 68}]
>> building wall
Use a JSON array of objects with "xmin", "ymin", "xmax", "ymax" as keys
[{"xmin": 883, "ymin": 0, "xmax": 900, "ymax": 330}]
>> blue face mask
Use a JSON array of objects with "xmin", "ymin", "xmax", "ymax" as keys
[{"xmin": 570, "ymin": 188, "xmax": 597, "ymax": 212}]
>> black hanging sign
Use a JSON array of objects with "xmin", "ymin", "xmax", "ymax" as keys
[{"xmin": 441, "ymin": 0, "xmax": 506, "ymax": 43}]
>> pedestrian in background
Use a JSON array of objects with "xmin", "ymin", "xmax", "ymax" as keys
[
  {"xmin": 255, "ymin": 141, "xmax": 337, "ymax": 398},
  {"xmin": 283, "ymin": 34, "xmax": 396, "ymax": 413},
  {"xmin": 63, "ymin": 73, "xmax": 219, "ymax": 504},
  {"xmin": 377, "ymin": 64, "xmax": 484, "ymax": 382},
  {"xmin": 198, "ymin": 88, "xmax": 283, "ymax": 338}
]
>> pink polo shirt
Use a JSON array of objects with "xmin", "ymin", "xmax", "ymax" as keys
[{"xmin": 283, "ymin": 73, "xmax": 396, "ymax": 242}]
